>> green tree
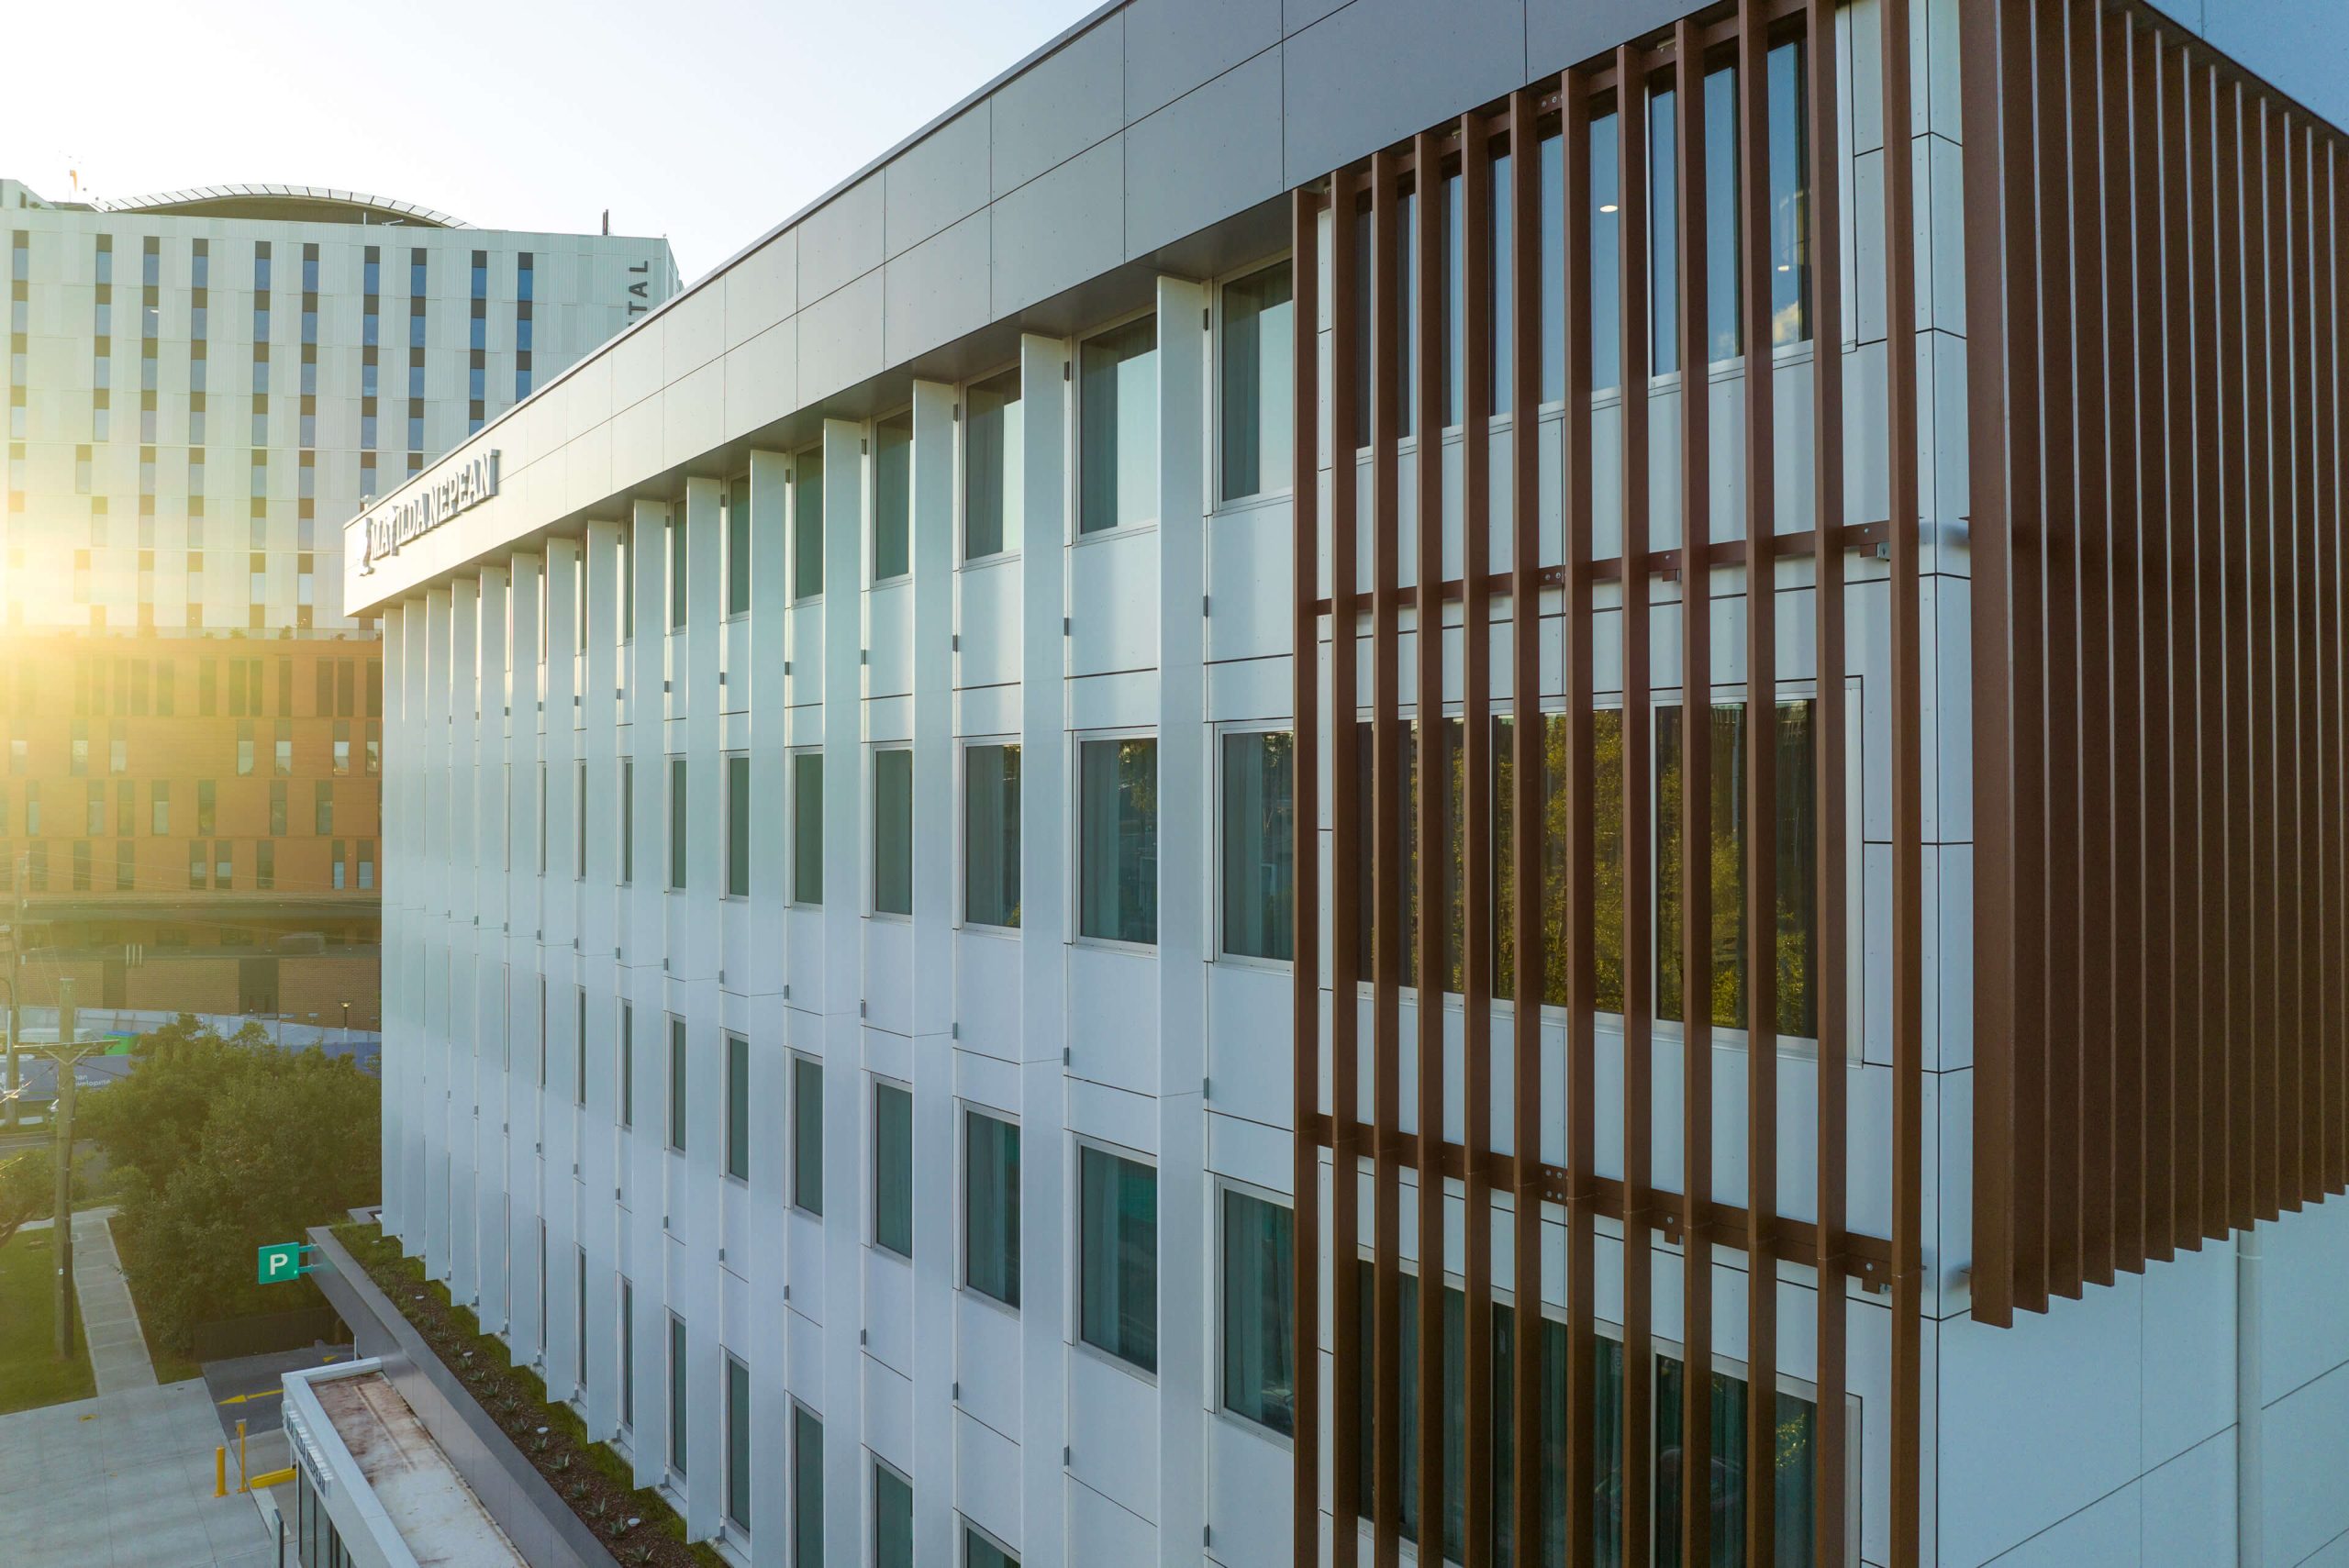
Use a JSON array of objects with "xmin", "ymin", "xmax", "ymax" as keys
[
  {"xmin": 75, "ymin": 1014, "xmax": 273, "ymax": 1194},
  {"xmin": 0, "ymin": 1151, "xmax": 48, "ymax": 1251},
  {"xmin": 76, "ymin": 1018, "xmax": 378, "ymax": 1355}
]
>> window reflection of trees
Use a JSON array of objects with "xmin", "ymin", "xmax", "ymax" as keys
[{"xmin": 1353, "ymin": 700, "xmax": 1819, "ymax": 1039}]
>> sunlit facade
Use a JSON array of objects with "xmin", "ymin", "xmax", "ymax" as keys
[
  {"xmin": 355, "ymin": 5, "xmax": 2349, "ymax": 1568},
  {"xmin": 0, "ymin": 178, "xmax": 674, "ymax": 1023}
]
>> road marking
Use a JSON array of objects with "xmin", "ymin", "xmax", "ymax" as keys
[{"xmin": 216, "ymin": 1389, "xmax": 284, "ymax": 1407}]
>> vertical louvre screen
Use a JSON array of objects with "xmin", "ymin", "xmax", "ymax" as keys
[{"xmin": 1291, "ymin": 10, "xmax": 1898, "ymax": 1563}]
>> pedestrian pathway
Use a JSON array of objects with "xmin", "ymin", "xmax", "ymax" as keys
[
  {"xmin": 70, "ymin": 1208, "xmax": 158, "ymax": 1395},
  {"xmin": 0, "ymin": 1379, "xmax": 273, "ymax": 1568}
]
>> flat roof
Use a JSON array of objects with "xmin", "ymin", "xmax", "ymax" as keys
[{"xmin": 311, "ymin": 1369, "xmax": 529, "ymax": 1568}]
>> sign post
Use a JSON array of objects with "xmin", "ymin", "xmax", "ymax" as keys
[{"xmin": 256, "ymin": 1241, "xmax": 312, "ymax": 1284}]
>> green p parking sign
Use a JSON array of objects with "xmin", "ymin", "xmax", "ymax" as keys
[{"xmin": 257, "ymin": 1242, "xmax": 308, "ymax": 1284}]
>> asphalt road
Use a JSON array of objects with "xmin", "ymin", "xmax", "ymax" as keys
[{"xmin": 199, "ymin": 1341, "xmax": 354, "ymax": 1440}]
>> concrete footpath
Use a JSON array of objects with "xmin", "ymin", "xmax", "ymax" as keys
[
  {"xmin": 72, "ymin": 1208, "xmax": 159, "ymax": 1396},
  {"xmin": 0, "ymin": 1208, "xmax": 277, "ymax": 1565},
  {"xmin": 0, "ymin": 1379, "xmax": 273, "ymax": 1568}
]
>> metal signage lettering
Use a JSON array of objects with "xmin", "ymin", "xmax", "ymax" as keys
[{"xmin": 357, "ymin": 449, "xmax": 500, "ymax": 574}]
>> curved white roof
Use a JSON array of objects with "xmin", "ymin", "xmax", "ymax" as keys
[{"xmin": 95, "ymin": 183, "xmax": 472, "ymax": 228}]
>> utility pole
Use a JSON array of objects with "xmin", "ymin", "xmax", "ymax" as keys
[
  {"xmin": 4, "ymin": 853, "xmax": 22, "ymax": 1131},
  {"xmin": 50, "ymin": 977, "xmax": 78, "ymax": 1362}
]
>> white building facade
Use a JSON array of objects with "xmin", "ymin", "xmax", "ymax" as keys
[{"xmin": 353, "ymin": 3, "xmax": 2349, "ymax": 1567}]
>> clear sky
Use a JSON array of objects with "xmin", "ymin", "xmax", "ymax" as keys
[{"xmin": 1, "ymin": 0, "xmax": 1101, "ymax": 283}]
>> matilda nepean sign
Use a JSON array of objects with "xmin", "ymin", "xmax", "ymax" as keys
[{"xmin": 358, "ymin": 450, "xmax": 499, "ymax": 574}]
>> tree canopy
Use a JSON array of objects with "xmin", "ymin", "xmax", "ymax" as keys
[{"xmin": 76, "ymin": 1014, "xmax": 379, "ymax": 1355}]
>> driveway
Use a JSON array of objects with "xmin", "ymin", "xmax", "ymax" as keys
[
  {"xmin": 200, "ymin": 1341, "xmax": 353, "ymax": 1440},
  {"xmin": 0, "ymin": 1378, "xmax": 274, "ymax": 1568}
]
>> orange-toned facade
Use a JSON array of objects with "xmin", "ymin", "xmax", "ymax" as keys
[{"xmin": 0, "ymin": 629, "xmax": 381, "ymax": 1025}]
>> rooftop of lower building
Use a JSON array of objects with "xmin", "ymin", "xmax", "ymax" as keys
[{"xmin": 288, "ymin": 1361, "xmax": 529, "ymax": 1568}]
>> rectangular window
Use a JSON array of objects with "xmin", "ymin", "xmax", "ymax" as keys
[
  {"xmin": 667, "ymin": 1017, "xmax": 687, "ymax": 1153},
  {"xmin": 1220, "ymin": 1188, "xmax": 1295, "ymax": 1436},
  {"xmin": 1077, "ymin": 315, "xmax": 1158, "ymax": 534},
  {"xmin": 668, "ymin": 1315, "xmax": 688, "ymax": 1476},
  {"xmin": 1078, "ymin": 1145, "xmax": 1158, "ymax": 1373},
  {"xmin": 620, "ymin": 760, "xmax": 634, "ymax": 884},
  {"xmin": 668, "ymin": 756, "xmax": 687, "ymax": 891},
  {"xmin": 1650, "ymin": 85, "xmax": 1678, "ymax": 372},
  {"xmin": 1353, "ymin": 718, "xmax": 1433, "ymax": 990},
  {"xmin": 791, "ymin": 1406, "xmax": 823, "ymax": 1568},
  {"xmin": 575, "ymin": 761, "xmax": 587, "ymax": 878},
  {"xmin": 1495, "ymin": 712, "xmax": 1577, "ymax": 1007},
  {"xmin": 1647, "ymin": 69, "xmax": 1745, "ymax": 369},
  {"xmin": 620, "ymin": 521, "xmax": 637, "ymax": 640},
  {"xmin": 1078, "ymin": 738, "xmax": 1158, "ymax": 944},
  {"xmin": 873, "ymin": 413, "xmax": 911, "ymax": 581},
  {"xmin": 1219, "ymin": 263, "xmax": 1294, "ymax": 503},
  {"xmin": 1655, "ymin": 699, "xmax": 1820, "ymax": 1037},
  {"xmin": 874, "ymin": 1462, "xmax": 913, "ymax": 1568},
  {"xmin": 1350, "ymin": 191, "xmax": 1420, "ymax": 442},
  {"xmin": 874, "ymin": 1081, "xmax": 912, "ymax": 1258},
  {"xmin": 1592, "ymin": 112, "xmax": 1623, "ymax": 392},
  {"xmin": 1491, "ymin": 148, "xmax": 1515, "ymax": 412},
  {"xmin": 619, "ymin": 1003, "xmax": 635, "ymax": 1129},
  {"xmin": 963, "ymin": 743, "xmax": 1021, "ymax": 929},
  {"xmin": 1652, "ymin": 1351, "xmax": 1820, "ymax": 1565},
  {"xmin": 792, "ymin": 753, "xmax": 823, "ymax": 905},
  {"xmin": 725, "ymin": 1354, "xmax": 751, "ymax": 1530},
  {"xmin": 726, "ymin": 754, "xmax": 751, "ymax": 897},
  {"xmin": 964, "ymin": 1109, "xmax": 1020, "ymax": 1309},
  {"xmin": 965, "ymin": 1528, "xmax": 1019, "ymax": 1568},
  {"xmin": 873, "ymin": 748, "xmax": 911, "ymax": 917},
  {"xmin": 726, "ymin": 1033, "xmax": 750, "ymax": 1182},
  {"xmin": 620, "ymin": 1279, "xmax": 635, "ymax": 1429},
  {"xmin": 791, "ymin": 1056, "xmax": 823, "ymax": 1216},
  {"xmin": 1706, "ymin": 65, "xmax": 1742, "ymax": 362},
  {"xmin": 1221, "ymin": 730, "xmax": 1295, "ymax": 961},
  {"xmin": 669, "ymin": 507, "xmax": 687, "ymax": 629},
  {"xmin": 793, "ymin": 448, "xmax": 823, "ymax": 599},
  {"xmin": 726, "ymin": 474, "xmax": 751, "ymax": 617},
  {"xmin": 575, "ymin": 990, "xmax": 587, "ymax": 1108},
  {"xmin": 963, "ymin": 369, "xmax": 1020, "ymax": 559},
  {"xmin": 1766, "ymin": 39, "xmax": 1810, "ymax": 346}
]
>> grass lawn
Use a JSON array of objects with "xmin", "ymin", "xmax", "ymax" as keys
[{"xmin": 0, "ymin": 1231, "xmax": 96, "ymax": 1414}]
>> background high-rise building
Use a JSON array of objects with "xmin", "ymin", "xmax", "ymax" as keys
[{"xmin": 0, "ymin": 179, "xmax": 674, "ymax": 1022}]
